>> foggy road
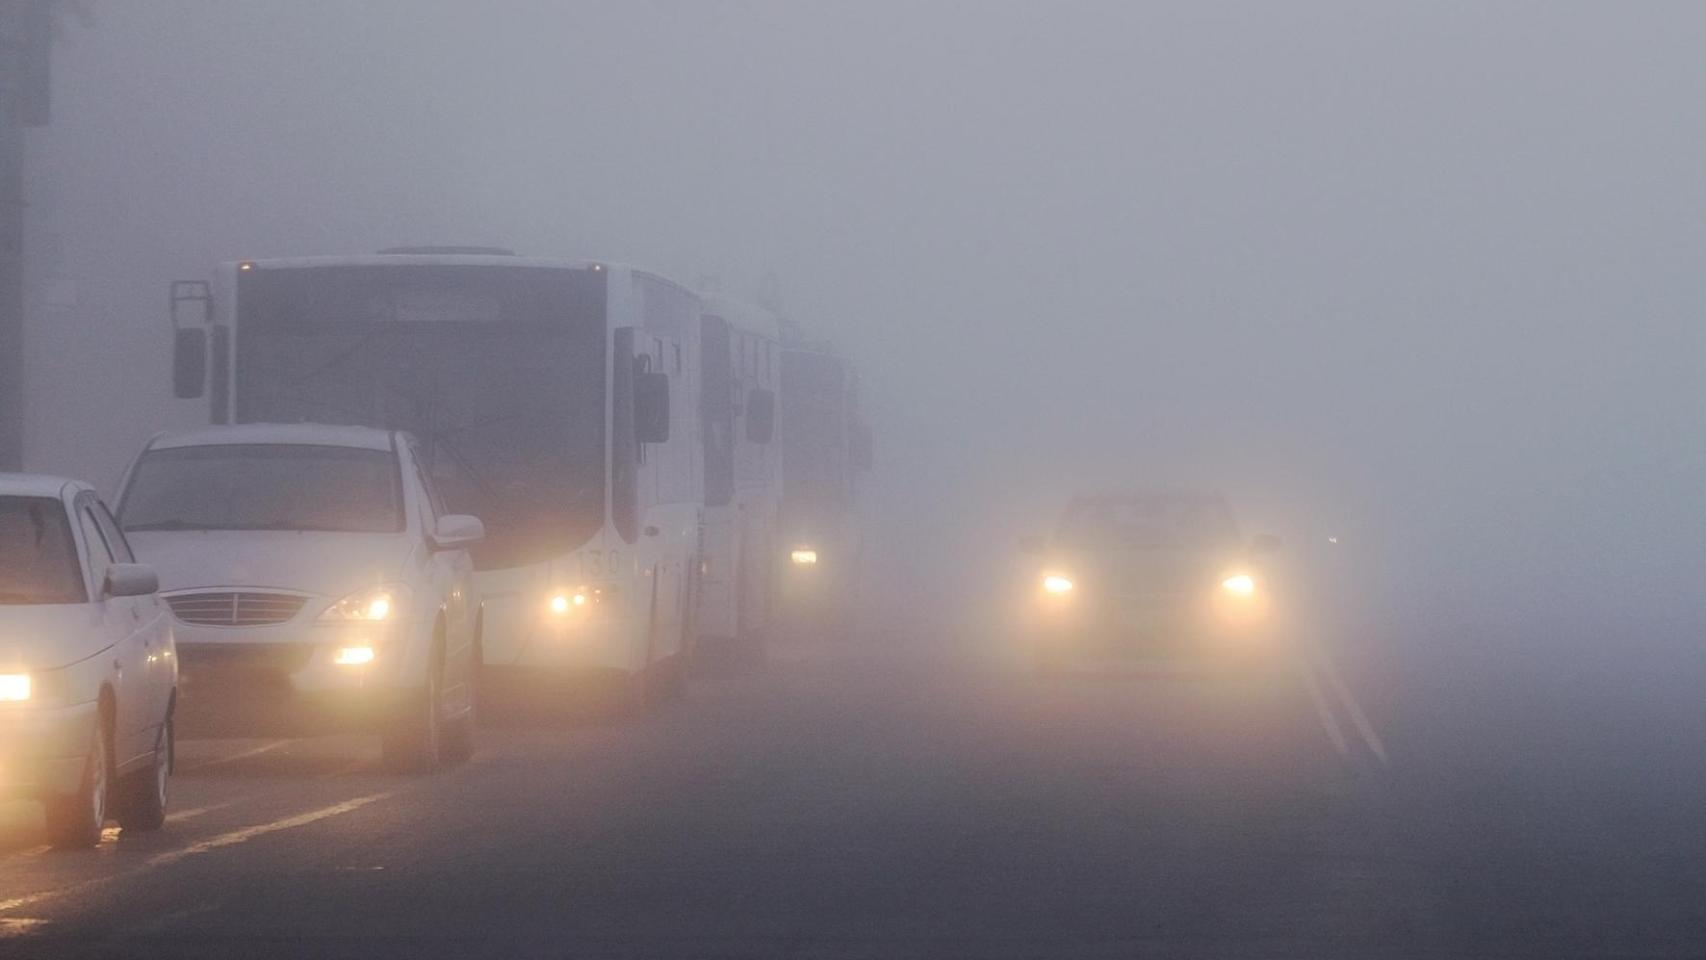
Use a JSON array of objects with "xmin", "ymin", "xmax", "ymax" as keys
[{"xmin": 0, "ymin": 638, "xmax": 1423, "ymax": 959}]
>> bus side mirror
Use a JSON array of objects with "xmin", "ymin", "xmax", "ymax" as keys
[
  {"xmin": 173, "ymin": 327, "xmax": 207, "ymax": 399},
  {"xmin": 635, "ymin": 372, "xmax": 671, "ymax": 443},
  {"xmin": 850, "ymin": 420, "xmax": 873, "ymax": 471},
  {"xmin": 746, "ymin": 388, "xmax": 775, "ymax": 444}
]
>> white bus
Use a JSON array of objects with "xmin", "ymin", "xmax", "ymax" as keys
[
  {"xmin": 778, "ymin": 328, "xmax": 871, "ymax": 641},
  {"xmin": 169, "ymin": 250, "xmax": 704, "ymax": 702},
  {"xmin": 696, "ymin": 296, "xmax": 782, "ymax": 659}
]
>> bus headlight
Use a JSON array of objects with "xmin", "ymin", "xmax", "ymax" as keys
[
  {"xmin": 790, "ymin": 548, "xmax": 819, "ymax": 566},
  {"xmin": 548, "ymin": 584, "xmax": 618, "ymax": 617}
]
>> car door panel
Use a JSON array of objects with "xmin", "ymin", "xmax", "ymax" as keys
[
  {"xmin": 94, "ymin": 500, "xmax": 172, "ymax": 744},
  {"xmin": 74, "ymin": 499, "xmax": 149, "ymax": 770},
  {"xmin": 407, "ymin": 441, "xmax": 476, "ymax": 713}
]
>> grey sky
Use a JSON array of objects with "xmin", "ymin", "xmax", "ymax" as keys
[{"xmin": 25, "ymin": 1, "xmax": 1706, "ymax": 645}]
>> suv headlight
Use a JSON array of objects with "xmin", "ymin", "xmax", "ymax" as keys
[
  {"xmin": 1041, "ymin": 574, "xmax": 1074, "ymax": 595},
  {"xmin": 320, "ymin": 584, "xmax": 410, "ymax": 622},
  {"xmin": 0, "ymin": 673, "xmax": 30, "ymax": 702}
]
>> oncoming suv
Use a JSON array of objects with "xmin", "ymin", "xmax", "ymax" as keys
[{"xmin": 1022, "ymin": 490, "xmax": 1283, "ymax": 672}]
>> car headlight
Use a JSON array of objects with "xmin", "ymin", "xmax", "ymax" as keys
[
  {"xmin": 320, "ymin": 584, "xmax": 409, "ymax": 622},
  {"xmin": 0, "ymin": 673, "xmax": 30, "ymax": 702},
  {"xmin": 790, "ymin": 548, "xmax": 819, "ymax": 566},
  {"xmin": 333, "ymin": 646, "xmax": 376, "ymax": 666},
  {"xmin": 1041, "ymin": 574, "xmax": 1074, "ymax": 595},
  {"xmin": 1221, "ymin": 574, "xmax": 1256, "ymax": 597}
]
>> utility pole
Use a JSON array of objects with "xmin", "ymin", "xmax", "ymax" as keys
[{"xmin": 0, "ymin": 0, "xmax": 50, "ymax": 472}]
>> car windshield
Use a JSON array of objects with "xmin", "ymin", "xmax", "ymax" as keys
[
  {"xmin": 119, "ymin": 444, "xmax": 404, "ymax": 534},
  {"xmin": 0, "ymin": 497, "xmax": 85, "ymax": 604},
  {"xmin": 1054, "ymin": 496, "xmax": 1240, "ymax": 550}
]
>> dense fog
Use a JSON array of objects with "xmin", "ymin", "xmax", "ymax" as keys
[{"xmin": 23, "ymin": 1, "xmax": 1706, "ymax": 668}]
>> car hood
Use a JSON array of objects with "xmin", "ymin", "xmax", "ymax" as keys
[
  {"xmin": 0, "ymin": 604, "xmax": 107, "ymax": 671},
  {"xmin": 126, "ymin": 530, "xmax": 416, "ymax": 598}
]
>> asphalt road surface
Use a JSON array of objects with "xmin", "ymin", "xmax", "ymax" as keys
[{"xmin": 2, "ymin": 629, "xmax": 1698, "ymax": 958}]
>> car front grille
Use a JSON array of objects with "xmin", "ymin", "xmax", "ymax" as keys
[{"xmin": 167, "ymin": 591, "xmax": 308, "ymax": 627}]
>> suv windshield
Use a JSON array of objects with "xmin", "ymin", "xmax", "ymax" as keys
[
  {"xmin": 120, "ymin": 444, "xmax": 404, "ymax": 534},
  {"xmin": 0, "ymin": 497, "xmax": 85, "ymax": 604},
  {"xmin": 1055, "ymin": 495, "xmax": 1241, "ymax": 550}
]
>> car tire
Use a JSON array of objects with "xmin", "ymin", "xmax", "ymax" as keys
[
  {"xmin": 441, "ymin": 641, "xmax": 478, "ymax": 765},
  {"xmin": 382, "ymin": 649, "xmax": 444, "ymax": 773},
  {"xmin": 116, "ymin": 713, "xmax": 172, "ymax": 832},
  {"xmin": 45, "ymin": 720, "xmax": 111, "ymax": 850}
]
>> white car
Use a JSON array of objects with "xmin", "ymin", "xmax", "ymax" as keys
[
  {"xmin": 0, "ymin": 475, "xmax": 177, "ymax": 848},
  {"xmin": 116, "ymin": 425, "xmax": 484, "ymax": 771}
]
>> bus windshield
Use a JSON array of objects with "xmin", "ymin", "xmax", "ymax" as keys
[
  {"xmin": 234, "ymin": 264, "xmax": 607, "ymax": 568},
  {"xmin": 781, "ymin": 349, "xmax": 849, "ymax": 511}
]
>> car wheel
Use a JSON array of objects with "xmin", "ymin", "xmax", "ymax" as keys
[
  {"xmin": 382, "ymin": 650, "xmax": 444, "ymax": 772},
  {"xmin": 116, "ymin": 713, "xmax": 172, "ymax": 832},
  {"xmin": 45, "ymin": 720, "xmax": 111, "ymax": 849},
  {"xmin": 441, "ymin": 641, "xmax": 478, "ymax": 765}
]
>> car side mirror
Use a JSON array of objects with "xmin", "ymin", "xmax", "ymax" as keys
[
  {"xmin": 635, "ymin": 371, "xmax": 670, "ymax": 443},
  {"xmin": 1018, "ymin": 535, "xmax": 1046, "ymax": 555},
  {"xmin": 432, "ymin": 514, "xmax": 485, "ymax": 550},
  {"xmin": 173, "ymin": 327, "xmax": 207, "ymax": 399},
  {"xmin": 745, "ymin": 387, "xmax": 775, "ymax": 444},
  {"xmin": 1251, "ymin": 534, "xmax": 1283, "ymax": 556},
  {"xmin": 105, "ymin": 563, "xmax": 159, "ymax": 598}
]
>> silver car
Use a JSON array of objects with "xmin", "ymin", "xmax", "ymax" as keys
[
  {"xmin": 117, "ymin": 425, "xmax": 484, "ymax": 771},
  {"xmin": 0, "ymin": 475, "xmax": 177, "ymax": 849}
]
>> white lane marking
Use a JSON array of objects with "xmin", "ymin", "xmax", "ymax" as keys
[
  {"xmin": 0, "ymin": 793, "xmax": 392, "ymax": 915},
  {"xmin": 167, "ymin": 801, "xmax": 237, "ymax": 823},
  {"xmin": 1296, "ymin": 655, "xmax": 1349, "ymax": 756},
  {"xmin": 177, "ymin": 739, "xmax": 289, "ymax": 771},
  {"xmin": 1310, "ymin": 642, "xmax": 1389, "ymax": 765},
  {"xmin": 146, "ymin": 793, "xmax": 390, "ymax": 868},
  {"xmin": 0, "ymin": 877, "xmax": 107, "ymax": 914}
]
